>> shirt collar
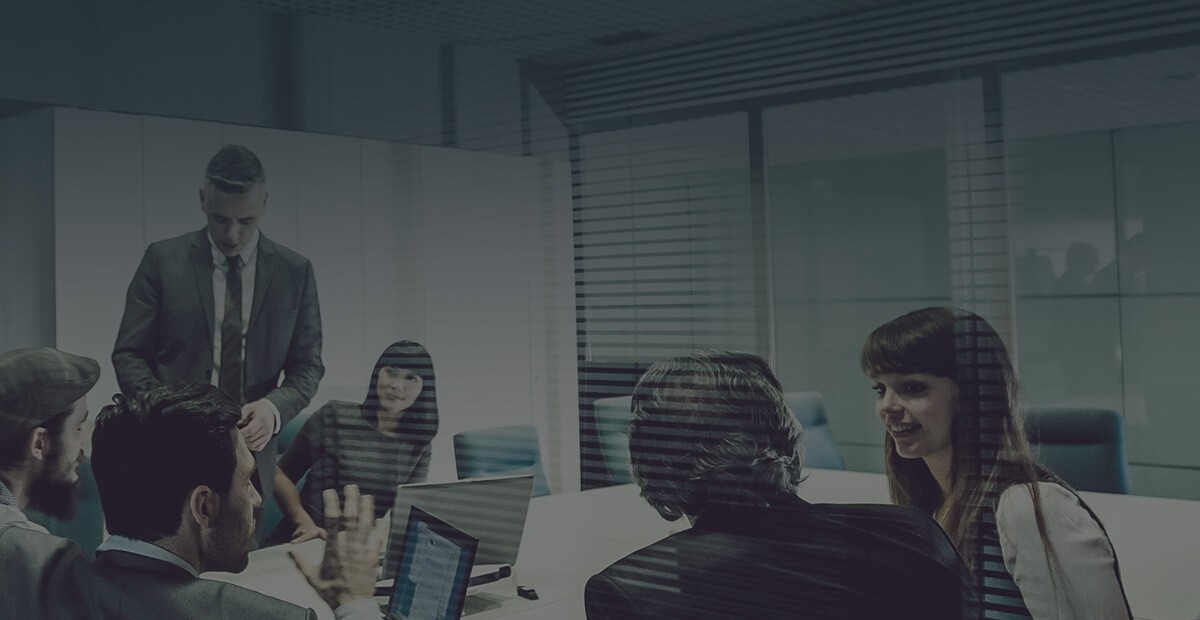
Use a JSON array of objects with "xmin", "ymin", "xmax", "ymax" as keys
[
  {"xmin": 96, "ymin": 535, "xmax": 200, "ymax": 577},
  {"xmin": 207, "ymin": 229, "xmax": 260, "ymax": 267},
  {"xmin": 0, "ymin": 478, "xmax": 18, "ymax": 509}
]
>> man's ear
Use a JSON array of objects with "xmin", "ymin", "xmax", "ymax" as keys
[
  {"xmin": 187, "ymin": 485, "xmax": 222, "ymax": 529},
  {"xmin": 25, "ymin": 427, "xmax": 50, "ymax": 463}
]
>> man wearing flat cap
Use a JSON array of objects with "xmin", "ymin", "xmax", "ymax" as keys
[{"xmin": 0, "ymin": 347, "xmax": 100, "ymax": 619}]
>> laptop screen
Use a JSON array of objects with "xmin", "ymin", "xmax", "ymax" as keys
[
  {"xmin": 384, "ymin": 474, "xmax": 534, "ymax": 579},
  {"xmin": 386, "ymin": 507, "xmax": 479, "ymax": 620}
]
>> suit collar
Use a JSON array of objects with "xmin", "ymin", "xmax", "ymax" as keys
[
  {"xmin": 0, "ymin": 477, "xmax": 18, "ymax": 509},
  {"xmin": 96, "ymin": 549, "xmax": 197, "ymax": 580},
  {"xmin": 249, "ymin": 234, "xmax": 275, "ymax": 329},
  {"xmin": 190, "ymin": 231, "xmax": 216, "ymax": 339},
  {"xmin": 692, "ymin": 495, "xmax": 812, "ymax": 537}
]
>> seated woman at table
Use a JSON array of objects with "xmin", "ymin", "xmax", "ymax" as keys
[
  {"xmin": 586, "ymin": 350, "xmax": 975, "ymax": 620},
  {"xmin": 271, "ymin": 340, "xmax": 438, "ymax": 544},
  {"xmin": 862, "ymin": 307, "xmax": 1131, "ymax": 619}
]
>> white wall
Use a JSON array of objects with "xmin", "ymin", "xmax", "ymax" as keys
[
  {"xmin": 51, "ymin": 107, "xmax": 578, "ymax": 491},
  {"xmin": 0, "ymin": 108, "xmax": 55, "ymax": 350}
]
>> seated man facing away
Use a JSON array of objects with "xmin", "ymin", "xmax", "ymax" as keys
[
  {"xmin": 585, "ymin": 351, "xmax": 977, "ymax": 620},
  {"xmin": 90, "ymin": 382, "xmax": 383, "ymax": 620},
  {"xmin": 0, "ymin": 347, "xmax": 100, "ymax": 619}
]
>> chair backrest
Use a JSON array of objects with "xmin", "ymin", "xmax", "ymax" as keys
[
  {"xmin": 592, "ymin": 395, "xmax": 635, "ymax": 485},
  {"xmin": 453, "ymin": 424, "xmax": 551, "ymax": 497},
  {"xmin": 261, "ymin": 408, "xmax": 317, "ymax": 543},
  {"xmin": 277, "ymin": 408, "xmax": 316, "ymax": 454},
  {"xmin": 1023, "ymin": 407, "xmax": 1130, "ymax": 494},
  {"xmin": 784, "ymin": 391, "xmax": 845, "ymax": 470},
  {"xmin": 26, "ymin": 456, "xmax": 105, "ymax": 554}
]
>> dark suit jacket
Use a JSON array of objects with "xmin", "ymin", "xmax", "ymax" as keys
[
  {"xmin": 93, "ymin": 550, "xmax": 316, "ymax": 620},
  {"xmin": 112, "ymin": 229, "xmax": 324, "ymax": 526},
  {"xmin": 585, "ymin": 498, "xmax": 977, "ymax": 620},
  {"xmin": 0, "ymin": 521, "xmax": 95, "ymax": 620}
]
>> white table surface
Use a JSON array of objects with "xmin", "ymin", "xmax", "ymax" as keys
[{"xmin": 207, "ymin": 469, "xmax": 1200, "ymax": 620}]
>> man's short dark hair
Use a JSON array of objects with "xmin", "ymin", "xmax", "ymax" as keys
[
  {"xmin": 629, "ymin": 351, "xmax": 804, "ymax": 521},
  {"xmin": 91, "ymin": 383, "xmax": 242, "ymax": 541},
  {"xmin": 0, "ymin": 410, "xmax": 70, "ymax": 470},
  {"xmin": 205, "ymin": 144, "xmax": 265, "ymax": 194}
]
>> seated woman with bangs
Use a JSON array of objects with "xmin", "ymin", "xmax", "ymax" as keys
[{"xmin": 270, "ymin": 340, "xmax": 438, "ymax": 544}]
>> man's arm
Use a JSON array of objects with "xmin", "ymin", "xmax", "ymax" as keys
[
  {"xmin": 263, "ymin": 260, "xmax": 324, "ymax": 428},
  {"xmin": 112, "ymin": 245, "xmax": 164, "ymax": 395}
]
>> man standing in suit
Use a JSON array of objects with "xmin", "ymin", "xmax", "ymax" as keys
[
  {"xmin": 0, "ymin": 347, "xmax": 100, "ymax": 619},
  {"xmin": 113, "ymin": 145, "xmax": 324, "ymax": 541},
  {"xmin": 584, "ymin": 351, "xmax": 977, "ymax": 620},
  {"xmin": 90, "ymin": 382, "xmax": 382, "ymax": 619}
]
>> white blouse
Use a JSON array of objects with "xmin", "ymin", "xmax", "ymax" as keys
[{"xmin": 995, "ymin": 482, "xmax": 1130, "ymax": 619}]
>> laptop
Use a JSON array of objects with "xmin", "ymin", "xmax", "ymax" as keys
[
  {"xmin": 383, "ymin": 474, "xmax": 534, "ymax": 580},
  {"xmin": 385, "ymin": 506, "xmax": 478, "ymax": 620}
]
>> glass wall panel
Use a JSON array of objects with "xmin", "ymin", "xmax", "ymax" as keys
[
  {"xmin": 766, "ymin": 80, "xmax": 983, "ymax": 472},
  {"xmin": 1004, "ymin": 44, "xmax": 1200, "ymax": 499}
]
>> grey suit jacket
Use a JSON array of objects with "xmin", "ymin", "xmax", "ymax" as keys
[
  {"xmin": 112, "ymin": 229, "xmax": 324, "ymax": 534},
  {"xmin": 0, "ymin": 517, "xmax": 95, "ymax": 620},
  {"xmin": 93, "ymin": 550, "xmax": 316, "ymax": 620}
]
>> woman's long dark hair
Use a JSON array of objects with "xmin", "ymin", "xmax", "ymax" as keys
[
  {"xmin": 860, "ymin": 307, "xmax": 1053, "ymax": 572},
  {"xmin": 364, "ymin": 340, "xmax": 438, "ymax": 442}
]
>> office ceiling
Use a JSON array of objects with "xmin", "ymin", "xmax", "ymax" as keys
[{"xmin": 239, "ymin": 0, "xmax": 904, "ymax": 67}]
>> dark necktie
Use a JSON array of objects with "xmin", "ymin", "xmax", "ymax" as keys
[{"xmin": 219, "ymin": 254, "xmax": 244, "ymax": 402}]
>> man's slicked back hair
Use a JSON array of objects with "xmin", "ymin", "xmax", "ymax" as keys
[
  {"xmin": 91, "ymin": 383, "xmax": 242, "ymax": 541},
  {"xmin": 204, "ymin": 144, "xmax": 265, "ymax": 194}
]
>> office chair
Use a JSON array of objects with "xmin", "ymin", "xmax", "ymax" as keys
[
  {"xmin": 261, "ymin": 409, "xmax": 316, "ymax": 543},
  {"xmin": 27, "ymin": 456, "xmax": 105, "ymax": 555},
  {"xmin": 592, "ymin": 395, "xmax": 635, "ymax": 485},
  {"xmin": 784, "ymin": 391, "xmax": 846, "ymax": 470},
  {"xmin": 453, "ymin": 425, "xmax": 551, "ymax": 497},
  {"xmin": 1023, "ymin": 407, "xmax": 1130, "ymax": 494}
]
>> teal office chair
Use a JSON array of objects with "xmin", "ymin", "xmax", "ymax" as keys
[
  {"xmin": 453, "ymin": 425, "xmax": 551, "ymax": 497},
  {"xmin": 261, "ymin": 409, "xmax": 315, "ymax": 543},
  {"xmin": 27, "ymin": 456, "xmax": 105, "ymax": 555},
  {"xmin": 1023, "ymin": 407, "xmax": 1130, "ymax": 494},
  {"xmin": 784, "ymin": 391, "xmax": 845, "ymax": 470},
  {"xmin": 592, "ymin": 395, "xmax": 634, "ymax": 485}
]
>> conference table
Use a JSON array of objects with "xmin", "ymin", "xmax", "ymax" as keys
[{"xmin": 209, "ymin": 469, "xmax": 1200, "ymax": 620}]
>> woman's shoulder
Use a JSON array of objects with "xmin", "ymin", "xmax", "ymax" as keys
[
  {"xmin": 309, "ymin": 400, "xmax": 371, "ymax": 425},
  {"xmin": 996, "ymin": 481, "xmax": 1096, "ymax": 531}
]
